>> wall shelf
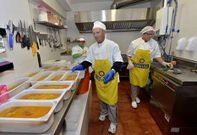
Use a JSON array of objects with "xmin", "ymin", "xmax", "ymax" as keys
[{"xmin": 35, "ymin": 21, "xmax": 67, "ymax": 29}]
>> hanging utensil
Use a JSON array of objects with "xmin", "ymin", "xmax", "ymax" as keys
[
  {"xmin": 21, "ymin": 21, "xmax": 30, "ymax": 50},
  {"xmin": 26, "ymin": 23, "xmax": 31, "ymax": 50},
  {"xmin": 53, "ymin": 29, "xmax": 60, "ymax": 48},
  {"xmin": 29, "ymin": 26, "xmax": 37, "ymax": 56},
  {"xmin": 37, "ymin": 50, "xmax": 42, "ymax": 67},
  {"xmin": 19, "ymin": 20, "xmax": 23, "ymax": 43},
  {"xmin": 47, "ymin": 38, "xmax": 52, "ymax": 48},
  {"xmin": 7, "ymin": 20, "xmax": 14, "ymax": 50},
  {"xmin": 15, "ymin": 20, "xmax": 22, "ymax": 43},
  {"xmin": 29, "ymin": 25, "xmax": 39, "ymax": 51},
  {"xmin": 15, "ymin": 23, "xmax": 21, "ymax": 43},
  {"xmin": 58, "ymin": 30, "xmax": 63, "ymax": 47},
  {"xmin": 20, "ymin": 21, "xmax": 25, "ymax": 48},
  {"xmin": 32, "ymin": 25, "xmax": 39, "ymax": 50}
]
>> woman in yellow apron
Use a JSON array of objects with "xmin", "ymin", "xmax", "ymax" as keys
[
  {"xmin": 127, "ymin": 26, "xmax": 173, "ymax": 109},
  {"xmin": 72, "ymin": 21, "xmax": 123, "ymax": 134}
]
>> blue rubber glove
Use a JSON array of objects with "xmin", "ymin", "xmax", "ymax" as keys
[
  {"xmin": 103, "ymin": 70, "xmax": 115, "ymax": 84},
  {"xmin": 72, "ymin": 64, "xmax": 84, "ymax": 72}
]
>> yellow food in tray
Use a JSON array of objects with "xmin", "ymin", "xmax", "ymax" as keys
[
  {"xmin": 50, "ymin": 75, "xmax": 63, "ymax": 81},
  {"xmin": 8, "ymin": 83, "xmax": 23, "ymax": 91},
  {"xmin": 19, "ymin": 93, "xmax": 61, "ymax": 100},
  {"xmin": 61, "ymin": 66, "xmax": 70, "ymax": 70},
  {"xmin": 64, "ymin": 74, "xmax": 77, "ymax": 81},
  {"xmin": 28, "ymin": 72, "xmax": 38, "ymax": 77},
  {"xmin": 37, "ymin": 75, "xmax": 49, "ymax": 81},
  {"xmin": 47, "ymin": 67, "xmax": 60, "ymax": 71},
  {"xmin": 0, "ymin": 106, "xmax": 51, "ymax": 118},
  {"xmin": 36, "ymin": 84, "xmax": 69, "ymax": 89}
]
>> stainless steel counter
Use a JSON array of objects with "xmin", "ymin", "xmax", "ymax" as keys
[
  {"xmin": 150, "ymin": 62, "xmax": 197, "ymax": 135},
  {"xmin": 151, "ymin": 62, "xmax": 197, "ymax": 86}
]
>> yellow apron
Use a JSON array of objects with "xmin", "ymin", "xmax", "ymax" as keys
[
  {"xmin": 129, "ymin": 49, "xmax": 151, "ymax": 88},
  {"xmin": 94, "ymin": 49, "xmax": 118, "ymax": 105}
]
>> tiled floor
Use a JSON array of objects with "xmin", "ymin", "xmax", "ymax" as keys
[{"xmin": 88, "ymin": 80, "xmax": 163, "ymax": 135}]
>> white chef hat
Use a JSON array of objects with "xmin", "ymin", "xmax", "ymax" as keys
[
  {"xmin": 78, "ymin": 37, "xmax": 85, "ymax": 41},
  {"xmin": 140, "ymin": 26, "xmax": 155, "ymax": 34},
  {"xmin": 92, "ymin": 21, "xmax": 106, "ymax": 31}
]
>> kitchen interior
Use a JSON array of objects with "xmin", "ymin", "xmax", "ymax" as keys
[{"xmin": 0, "ymin": 0, "xmax": 197, "ymax": 135}]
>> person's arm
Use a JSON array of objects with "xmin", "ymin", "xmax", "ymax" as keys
[
  {"xmin": 126, "ymin": 42, "xmax": 135, "ymax": 70},
  {"xmin": 111, "ymin": 44, "xmax": 123, "ymax": 73},
  {"xmin": 72, "ymin": 46, "xmax": 93, "ymax": 72},
  {"xmin": 155, "ymin": 57, "xmax": 173, "ymax": 69},
  {"xmin": 81, "ymin": 61, "xmax": 92, "ymax": 69},
  {"xmin": 155, "ymin": 57, "xmax": 164, "ymax": 65},
  {"xmin": 103, "ymin": 42, "xmax": 122, "ymax": 83},
  {"xmin": 82, "ymin": 47, "xmax": 88, "ymax": 57},
  {"xmin": 153, "ymin": 42, "xmax": 173, "ymax": 69},
  {"xmin": 74, "ymin": 46, "xmax": 92, "ymax": 69},
  {"xmin": 72, "ymin": 53, "xmax": 81, "ymax": 59},
  {"xmin": 111, "ymin": 61, "xmax": 123, "ymax": 73},
  {"xmin": 103, "ymin": 43, "xmax": 123, "ymax": 84}
]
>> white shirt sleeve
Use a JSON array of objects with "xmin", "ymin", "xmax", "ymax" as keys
[
  {"xmin": 85, "ymin": 45, "xmax": 93, "ymax": 64},
  {"xmin": 82, "ymin": 47, "xmax": 89, "ymax": 57},
  {"xmin": 152, "ymin": 42, "xmax": 161, "ymax": 59},
  {"xmin": 112, "ymin": 43, "xmax": 123, "ymax": 62},
  {"xmin": 127, "ymin": 42, "xmax": 135, "ymax": 57}
]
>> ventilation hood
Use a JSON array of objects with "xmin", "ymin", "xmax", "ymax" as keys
[
  {"xmin": 74, "ymin": 8, "xmax": 156, "ymax": 33},
  {"xmin": 111, "ymin": 0, "xmax": 153, "ymax": 9}
]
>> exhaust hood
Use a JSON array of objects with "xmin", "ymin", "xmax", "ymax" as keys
[
  {"xmin": 111, "ymin": 0, "xmax": 153, "ymax": 9},
  {"xmin": 74, "ymin": 8, "xmax": 156, "ymax": 33}
]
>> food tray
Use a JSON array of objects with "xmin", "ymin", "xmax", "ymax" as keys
[
  {"xmin": 45, "ymin": 71, "xmax": 66, "ymax": 81},
  {"xmin": 6, "ymin": 78, "xmax": 29, "ymax": 92},
  {"xmin": 11, "ymin": 90, "xmax": 65, "ymax": 112},
  {"xmin": 30, "ymin": 81, "xmax": 74, "ymax": 91},
  {"xmin": 2, "ymin": 78, "xmax": 31, "ymax": 98},
  {"xmin": 44, "ymin": 66, "xmax": 62, "ymax": 71},
  {"xmin": 30, "ymin": 81, "xmax": 74, "ymax": 100},
  {"xmin": 29, "ymin": 71, "xmax": 53, "ymax": 83},
  {"xmin": 62, "ymin": 71, "xmax": 80, "ymax": 90},
  {"xmin": 0, "ymin": 101, "xmax": 56, "ymax": 133},
  {"xmin": 25, "ymin": 69, "xmax": 43, "ymax": 77}
]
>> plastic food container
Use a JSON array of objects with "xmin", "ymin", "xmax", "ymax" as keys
[
  {"xmin": 59, "ymin": 66, "xmax": 71, "ymax": 71},
  {"xmin": 62, "ymin": 71, "xmax": 80, "ymax": 90},
  {"xmin": 6, "ymin": 78, "xmax": 29, "ymax": 92},
  {"xmin": 38, "ymin": 11, "xmax": 48, "ymax": 22},
  {"xmin": 58, "ymin": 63, "xmax": 72, "ymax": 71},
  {"xmin": 29, "ymin": 71, "xmax": 53, "ymax": 84},
  {"xmin": 25, "ymin": 69, "xmax": 43, "ymax": 77},
  {"xmin": 45, "ymin": 66, "xmax": 62, "ymax": 71},
  {"xmin": 45, "ymin": 71, "xmax": 66, "ymax": 81},
  {"xmin": 3, "ymin": 78, "xmax": 31, "ymax": 98},
  {"xmin": 31, "ymin": 81, "xmax": 73, "ymax": 90},
  {"xmin": 31, "ymin": 81, "xmax": 74, "ymax": 100},
  {"xmin": 0, "ymin": 101, "xmax": 55, "ymax": 133},
  {"xmin": 11, "ymin": 90, "xmax": 66, "ymax": 112}
]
